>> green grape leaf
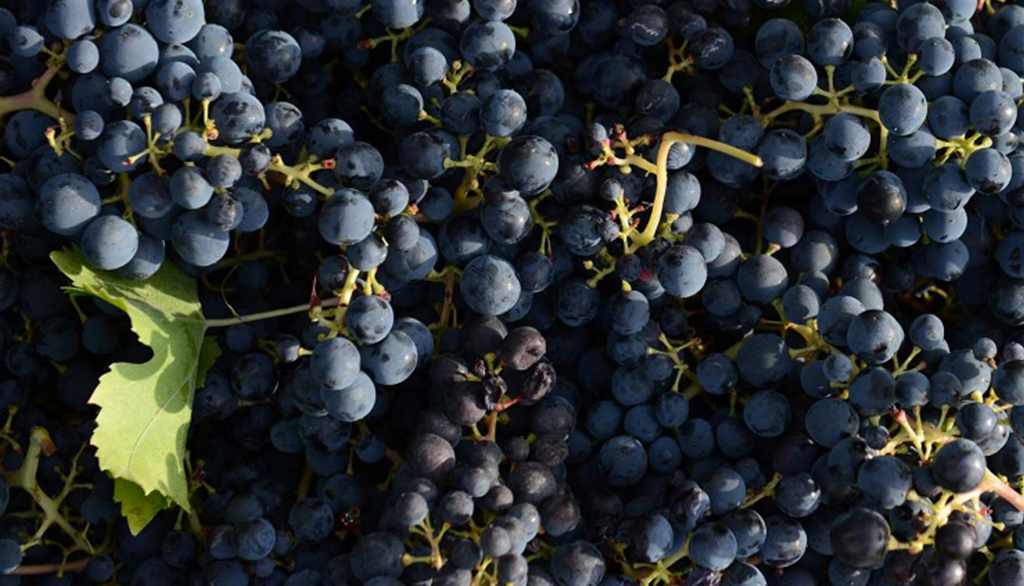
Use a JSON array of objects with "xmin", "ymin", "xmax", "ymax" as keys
[
  {"xmin": 50, "ymin": 249, "xmax": 220, "ymax": 528},
  {"xmin": 114, "ymin": 479, "xmax": 168, "ymax": 535}
]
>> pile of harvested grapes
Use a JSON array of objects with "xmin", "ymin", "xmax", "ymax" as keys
[{"xmin": 5, "ymin": 0, "xmax": 1024, "ymax": 584}]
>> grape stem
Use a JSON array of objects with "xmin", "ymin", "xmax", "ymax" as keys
[
  {"xmin": 205, "ymin": 297, "xmax": 343, "ymax": 328},
  {"xmin": 204, "ymin": 145, "xmax": 335, "ymax": 197},
  {"xmin": 630, "ymin": 132, "xmax": 763, "ymax": 252},
  {"xmin": 4, "ymin": 429, "xmax": 97, "ymax": 558},
  {"xmin": 10, "ymin": 557, "xmax": 91, "ymax": 576},
  {"xmin": 980, "ymin": 470, "xmax": 1024, "ymax": 513},
  {"xmin": 0, "ymin": 63, "xmax": 71, "ymax": 123},
  {"xmin": 205, "ymin": 263, "xmax": 367, "ymax": 328}
]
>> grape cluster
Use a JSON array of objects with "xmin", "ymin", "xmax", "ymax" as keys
[{"xmin": 6, "ymin": 0, "xmax": 1024, "ymax": 585}]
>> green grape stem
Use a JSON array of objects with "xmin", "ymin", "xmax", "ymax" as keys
[
  {"xmin": 590, "ymin": 131, "xmax": 763, "ymax": 253},
  {"xmin": 4, "ymin": 428, "xmax": 97, "ymax": 558},
  {"xmin": 203, "ymin": 145, "xmax": 335, "ymax": 197},
  {"xmin": 205, "ymin": 297, "xmax": 344, "ymax": 328},
  {"xmin": 205, "ymin": 260, "xmax": 371, "ymax": 329},
  {"xmin": 0, "ymin": 63, "xmax": 71, "ymax": 123},
  {"xmin": 623, "ymin": 540, "xmax": 690, "ymax": 586},
  {"xmin": 404, "ymin": 517, "xmax": 450, "ymax": 570}
]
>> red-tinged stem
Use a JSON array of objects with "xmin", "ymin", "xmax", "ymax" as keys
[
  {"xmin": 10, "ymin": 557, "xmax": 91, "ymax": 576},
  {"xmin": 493, "ymin": 397, "xmax": 521, "ymax": 413},
  {"xmin": 981, "ymin": 470, "xmax": 1024, "ymax": 513}
]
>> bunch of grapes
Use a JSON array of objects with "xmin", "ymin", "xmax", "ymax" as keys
[{"xmin": 5, "ymin": 0, "xmax": 1024, "ymax": 585}]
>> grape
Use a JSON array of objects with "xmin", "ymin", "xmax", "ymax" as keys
[
  {"xmin": 919, "ymin": 37, "xmax": 955, "ymax": 76},
  {"xmin": 99, "ymin": 24, "xmax": 159, "ymax": 83},
  {"xmin": 846, "ymin": 310, "xmax": 903, "ymax": 364},
  {"xmin": 755, "ymin": 18, "xmax": 804, "ymax": 69},
  {"xmin": 68, "ymin": 39, "xmax": 100, "ymax": 74},
  {"xmin": 720, "ymin": 563, "xmax": 765, "ymax": 586},
  {"xmin": 759, "ymin": 516, "xmax": 807, "ymax": 568},
  {"xmin": 965, "ymin": 147, "xmax": 1012, "ymax": 194},
  {"xmin": 263, "ymin": 102, "xmax": 304, "ymax": 149},
  {"xmin": 926, "ymin": 163, "xmax": 976, "ymax": 213},
  {"xmin": 118, "ymin": 236, "xmax": 165, "ymax": 281},
  {"xmin": 108, "ymin": 77, "xmax": 134, "ymax": 109},
  {"xmin": 722, "ymin": 509, "xmax": 767, "ymax": 559},
  {"xmin": 807, "ymin": 18, "xmax": 853, "ymax": 65},
  {"xmin": 690, "ymin": 27, "xmax": 734, "ymax": 69},
  {"xmin": 971, "ymin": 89, "xmax": 1017, "ymax": 136},
  {"xmin": 878, "ymin": 83, "xmax": 927, "ymax": 136},
  {"xmin": 932, "ymin": 439, "xmax": 987, "ymax": 493},
  {"xmin": 81, "ymin": 215, "xmax": 139, "ymax": 271},
  {"xmin": 743, "ymin": 390, "xmax": 791, "ymax": 438},
  {"xmin": 990, "ymin": 549, "xmax": 1024, "ymax": 585},
  {"xmin": 361, "ymin": 330, "xmax": 418, "ymax": 385},
  {"xmin": 234, "ymin": 518, "xmax": 276, "ymax": 561},
  {"xmin": 312, "ymin": 336, "xmax": 360, "ymax": 391},
  {"xmin": 39, "ymin": 173, "xmax": 102, "ymax": 237},
  {"xmin": 206, "ymin": 155, "xmax": 242, "ymax": 189},
  {"xmin": 234, "ymin": 187, "xmax": 269, "ymax": 232},
  {"xmin": 344, "ymin": 296, "xmax": 394, "ymax": 345},
  {"xmin": 738, "ymin": 254, "xmax": 788, "ymax": 304},
  {"xmin": 460, "ymin": 21, "xmax": 516, "ymax": 72},
  {"xmin": 480, "ymin": 90, "xmax": 528, "ymax": 138},
  {"xmin": 953, "ymin": 58, "xmax": 1003, "ymax": 103},
  {"xmin": 98, "ymin": 120, "xmax": 148, "ymax": 173},
  {"xmin": 774, "ymin": 473, "xmax": 821, "ymax": 518},
  {"xmin": 929, "ymin": 96, "xmax": 970, "ymax": 139},
  {"xmin": 0, "ymin": 538, "xmax": 21, "ymax": 574},
  {"xmin": 498, "ymin": 135, "xmax": 559, "ymax": 196},
  {"xmin": 189, "ymin": 24, "xmax": 233, "ymax": 59},
  {"xmin": 191, "ymin": 71, "xmax": 222, "ymax": 101},
  {"xmin": 830, "ymin": 508, "xmax": 889, "ymax": 569},
  {"xmin": 697, "ymin": 353, "xmax": 739, "ymax": 395},
  {"xmin": 288, "ymin": 498, "xmax": 335, "ymax": 544},
  {"xmin": 689, "ymin": 523, "xmax": 737, "ymax": 571},
  {"xmin": 321, "ymin": 371, "xmax": 375, "ymax": 422},
  {"xmin": 373, "ymin": 0, "xmax": 424, "ymax": 28},
  {"xmin": 171, "ymin": 211, "xmax": 230, "ymax": 267},
  {"xmin": 474, "ymin": 0, "xmax": 516, "ymax": 20},
  {"xmin": 805, "ymin": 398, "xmax": 860, "ymax": 448},
  {"xmin": 44, "ymin": 0, "xmax": 97, "ymax": 40},
  {"xmin": 318, "ymin": 188, "xmax": 376, "ymax": 246},
  {"xmin": 210, "ymin": 92, "xmax": 266, "ymax": 144},
  {"xmin": 149, "ymin": 104, "xmax": 181, "ymax": 139},
  {"xmin": 824, "ymin": 113, "xmax": 870, "ymax": 162},
  {"xmin": 658, "ymin": 245, "xmax": 708, "ymax": 298},
  {"xmin": 8, "ymin": 26, "xmax": 44, "ymax": 57},
  {"xmin": 406, "ymin": 46, "xmax": 448, "ymax": 86},
  {"xmin": 757, "ymin": 129, "xmax": 806, "ymax": 180},
  {"xmin": 528, "ymin": 0, "xmax": 580, "ymax": 35},
  {"xmin": 888, "ymin": 129, "xmax": 938, "ymax": 169},
  {"xmin": 895, "ymin": 3, "xmax": 945, "ymax": 51},
  {"xmin": 441, "ymin": 93, "xmax": 483, "ymax": 137},
  {"xmin": 460, "ymin": 255, "xmax": 522, "ymax": 317},
  {"xmin": 399, "ymin": 131, "xmax": 454, "ymax": 181},
  {"xmin": 145, "ymin": 0, "xmax": 204, "ymax": 44},
  {"xmin": 381, "ymin": 84, "xmax": 423, "ymax": 128},
  {"xmin": 480, "ymin": 192, "xmax": 533, "ymax": 245},
  {"xmin": 770, "ymin": 55, "xmax": 818, "ymax": 101},
  {"xmin": 169, "ymin": 166, "xmax": 215, "ymax": 210},
  {"xmin": 849, "ymin": 56, "xmax": 886, "ymax": 91},
  {"xmin": 857, "ymin": 455, "xmax": 912, "ymax": 508}
]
